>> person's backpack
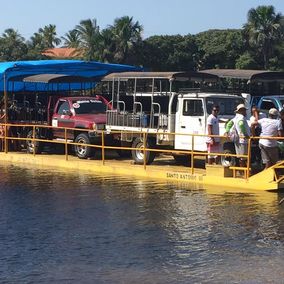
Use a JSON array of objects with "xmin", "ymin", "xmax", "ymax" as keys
[{"xmin": 228, "ymin": 118, "xmax": 239, "ymax": 142}]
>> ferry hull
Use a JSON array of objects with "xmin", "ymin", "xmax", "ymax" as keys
[{"xmin": 0, "ymin": 152, "xmax": 283, "ymax": 192}]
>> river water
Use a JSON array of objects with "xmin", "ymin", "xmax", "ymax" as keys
[{"xmin": 1, "ymin": 164, "xmax": 284, "ymax": 283}]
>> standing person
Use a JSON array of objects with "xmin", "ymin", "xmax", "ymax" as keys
[
  {"xmin": 250, "ymin": 105, "xmax": 266, "ymax": 127},
  {"xmin": 280, "ymin": 108, "xmax": 284, "ymax": 129},
  {"xmin": 251, "ymin": 108, "xmax": 283, "ymax": 169},
  {"xmin": 225, "ymin": 104, "xmax": 251, "ymax": 168},
  {"xmin": 279, "ymin": 109, "xmax": 284, "ymax": 158},
  {"xmin": 206, "ymin": 105, "xmax": 220, "ymax": 164},
  {"xmin": 249, "ymin": 106, "xmax": 265, "ymax": 165}
]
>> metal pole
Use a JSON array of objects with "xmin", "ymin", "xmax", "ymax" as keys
[
  {"xmin": 65, "ymin": 128, "xmax": 68, "ymax": 161},
  {"xmin": 102, "ymin": 131, "xmax": 105, "ymax": 165},
  {"xmin": 191, "ymin": 135, "xmax": 194, "ymax": 174},
  {"xmin": 143, "ymin": 132, "xmax": 146, "ymax": 170},
  {"xmin": 246, "ymin": 138, "xmax": 251, "ymax": 179},
  {"xmin": 3, "ymin": 72, "xmax": 8, "ymax": 153}
]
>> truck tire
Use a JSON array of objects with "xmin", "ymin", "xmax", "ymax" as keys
[
  {"xmin": 131, "ymin": 137, "xmax": 156, "ymax": 165},
  {"xmin": 74, "ymin": 133, "xmax": 93, "ymax": 159},
  {"xmin": 26, "ymin": 130, "xmax": 42, "ymax": 154}
]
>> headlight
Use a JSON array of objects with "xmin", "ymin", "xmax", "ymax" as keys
[{"xmin": 92, "ymin": 123, "xmax": 105, "ymax": 130}]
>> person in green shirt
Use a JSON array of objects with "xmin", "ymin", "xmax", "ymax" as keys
[{"xmin": 225, "ymin": 104, "xmax": 251, "ymax": 168}]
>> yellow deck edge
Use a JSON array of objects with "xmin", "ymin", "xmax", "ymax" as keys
[{"xmin": 0, "ymin": 152, "xmax": 282, "ymax": 192}]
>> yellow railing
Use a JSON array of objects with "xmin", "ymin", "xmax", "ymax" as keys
[{"xmin": 0, "ymin": 122, "xmax": 282, "ymax": 180}]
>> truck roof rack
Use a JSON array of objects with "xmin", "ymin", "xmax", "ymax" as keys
[
  {"xmin": 102, "ymin": 71, "xmax": 218, "ymax": 82},
  {"xmin": 200, "ymin": 69, "xmax": 284, "ymax": 82}
]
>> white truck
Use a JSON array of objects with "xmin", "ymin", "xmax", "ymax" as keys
[{"xmin": 101, "ymin": 72, "xmax": 249, "ymax": 165}]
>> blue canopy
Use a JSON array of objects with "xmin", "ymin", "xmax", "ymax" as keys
[{"xmin": 0, "ymin": 60, "xmax": 141, "ymax": 92}]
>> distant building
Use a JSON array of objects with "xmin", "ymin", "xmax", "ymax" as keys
[{"xmin": 42, "ymin": 48, "xmax": 82, "ymax": 59}]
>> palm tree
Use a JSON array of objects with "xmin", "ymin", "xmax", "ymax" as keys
[
  {"xmin": 244, "ymin": 5, "xmax": 283, "ymax": 69},
  {"xmin": 110, "ymin": 16, "xmax": 143, "ymax": 63},
  {"xmin": 28, "ymin": 32, "xmax": 44, "ymax": 49},
  {"xmin": 25, "ymin": 32, "xmax": 47, "ymax": 60},
  {"xmin": 0, "ymin": 29, "xmax": 27, "ymax": 60},
  {"xmin": 98, "ymin": 28, "xmax": 116, "ymax": 62},
  {"xmin": 2, "ymin": 28, "xmax": 25, "ymax": 44},
  {"xmin": 61, "ymin": 29, "xmax": 80, "ymax": 48},
  {"xmin": 75, "ymin": 18, "xmax": 101, "ymax": 61},
  {"xmin": 38, "ymin": 24, "xmax": 61, "ymax": 48}
]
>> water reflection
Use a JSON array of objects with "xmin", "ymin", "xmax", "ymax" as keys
[{"xmin": 0, "ymin": 164, "xmax": 284, "ymax": 283}]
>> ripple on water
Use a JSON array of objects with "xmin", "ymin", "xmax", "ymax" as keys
[{"xmin": 1, "ymin": 164, "xmax": 284, "ymax": 283}]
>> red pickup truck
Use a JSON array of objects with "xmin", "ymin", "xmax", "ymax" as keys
[{"xmin": 7, "ymin": 94, "xmax": 110, "ymax": 159}]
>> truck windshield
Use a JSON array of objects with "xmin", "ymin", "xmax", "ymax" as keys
[
  {"xmin": 73, "ymin": 100, "xmax": 107, "ymax": 114},
  {"xmin": 206, "ymin": 97, "xmax": 244, "ymax": 115}
]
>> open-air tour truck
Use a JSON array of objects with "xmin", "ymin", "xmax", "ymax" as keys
[
  {"xmin": 201, "ymin": 69, "xmax": 284, "ymax": 114},
  {"xmin": 100, "ymin": 71, "xmax": 250, "ymax": 165},
  {"xmin": 0, "ymin": 60, "xmax": 141, "ymax": 158}
]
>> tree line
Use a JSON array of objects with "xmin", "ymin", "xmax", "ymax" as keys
[{"xmin": 0, "ymin": 5, "xmax": 283, "ymax": 71}]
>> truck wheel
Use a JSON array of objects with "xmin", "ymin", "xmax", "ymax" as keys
[
  {"xmin": 173, "ymin": 154, "xmax": 191, "ymax": 166},
  {"xmin": 75, "ymin": 133, "xmax": 93, "ymax": 159},
  {"xmin": 26, "ymin": 130, "xmax": 42, "ymax": 154},
  {"xmin": 131, "ymin": 137, "xmax": 155, "ymax": 165}
]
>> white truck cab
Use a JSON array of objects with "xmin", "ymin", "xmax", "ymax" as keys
[{"xmin": 174, "ymin": 93, "xmax": 246, "ymax": 151}]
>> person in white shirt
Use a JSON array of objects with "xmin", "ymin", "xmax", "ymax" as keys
[
  {"xmin": 206, "ymin": 105, "xmax": 220, "ymax": 164},
  {"xmin": 251, "ymin": 108, "xmax": 283, "ymax": 169}
]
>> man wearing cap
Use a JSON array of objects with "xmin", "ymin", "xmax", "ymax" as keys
[
  {"xmin": 225, "ymin": 104, "xmax": 251, "ymax": 168},
  {"xmin": 251, "ymin": 108, "xmax": 283, "ymax": 169},
  {"xmin": 206, "ymin": 105, "xmax": 220, "ymax": 164}
]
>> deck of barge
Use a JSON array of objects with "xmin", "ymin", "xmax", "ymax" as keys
[{"xmin": 1, "ymin": 151, "xmax": 284, "ymax": 192}]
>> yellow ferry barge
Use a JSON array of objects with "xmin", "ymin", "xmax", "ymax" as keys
[
  {"xmin": 0, "ymin": 63, "xmax": 284, "ymax": 192},
  {"xmin": 0, "ymin": 124, "xmax": 284, "ymax": 192}
]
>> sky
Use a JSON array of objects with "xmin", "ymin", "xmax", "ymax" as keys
[{"xmin": 1, "ymin": 0, "xmax": 283, "ymax": 40}]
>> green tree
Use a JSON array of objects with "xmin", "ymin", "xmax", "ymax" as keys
[
  {"xmin": 38, "ymin": 24, "xmax": 61, "ymax": 48},
  {"xmin": 235, "ymin": 51, "xmax": 258, "ymax": 69},
  {"xmin": 61, "ymin": 29, "xmax": 80, "ymax": 48},
  {"xmin": 75, "ymin": 18, "xmax": 101, "ymax": 61},
  {"xmin": 97, "ymin": 28, "xmax": 116, "ymax": 62},
  {"xmin": 26, "ymin": 32, "xmax": 46, "ymax": 60},
  {"xmin": 194, "ymin": 29, "xmax": 244, "ymax": 69},
  {"xmin": 110, "ymin": 16, "xmax": 143, "ymax": 63},
  {"xmin": 244, "ymin": 5, "xmax": 283, "ymax": 69},
  {"xmin": 0, "ymin": 29, "xmax": 28, "ymax": 61},
  {"xmin": 134, "ymin": 35, "xmax": 198, "ymax": 71}
]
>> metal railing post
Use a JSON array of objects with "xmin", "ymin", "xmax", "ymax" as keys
[
  {"xmin": 143, "ymin": 132, "xmax": 146, "ymax": 170},
  {"xmin": 64, "ymin": 128, "xmax": 68, "ymax": 161},
  {"xmin": 33, "ymin": 125, "xmax": 36, "ymax": 156},
  {"xmin": 191, "ymin": 134, "xmax": 194, "ymax": 174},
  {"xmin": 4, "ymin": 124, "xmax": 8, "ymax": 153},
  {"xmin": 246, "ymin": 137, "xmax": 252, "ymax": 179},
  {"xmin": 102, "ymin": 131, "xmax": 105, "ymax": 165}
]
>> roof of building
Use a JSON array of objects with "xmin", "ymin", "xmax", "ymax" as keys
[{"xmin": 42, "ymin": 48, "xmax": 82, "ymax": 58}]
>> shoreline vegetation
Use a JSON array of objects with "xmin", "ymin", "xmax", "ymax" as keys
[{"xmin": 0, "ymin": 5, "xmax": 283, "ymax": 71}]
